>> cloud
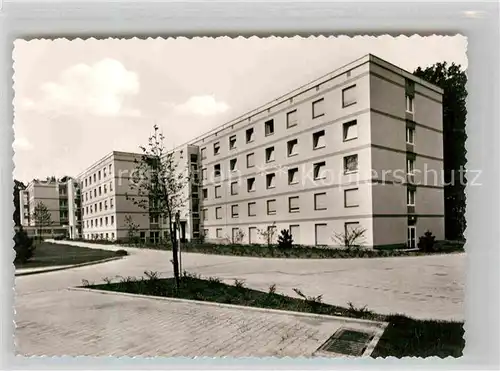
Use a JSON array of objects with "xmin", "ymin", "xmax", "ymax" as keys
[
  {"xmin": 169, "ymin": 95, "xmax": 229, "ymax": 116},
  {"xmin": 13, "ymin": 136, "xmax": 33, "ymax": 151},
  {"xmin": 23, "ymin": 58, "xmax": 140, "ymax": 117}
]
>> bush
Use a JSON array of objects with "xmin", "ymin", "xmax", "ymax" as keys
[
  {"xmin": 14, "ymin": 227, "xmax": 36, "ymax": 264},
  {"xmin": 417, "ymin": 231, "xmax": 436, "ymax": 253},
  {"xmin": 277, "ymin": 229, "xmax": 293, "ymax": 249},
  {"xmin": 115, "ymin": 249, "xmax": 129, "ymax": 256}
]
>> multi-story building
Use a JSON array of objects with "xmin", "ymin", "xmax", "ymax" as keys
[
  {"xmin": 172, "ymin": 54, "xmax": 444, "ymax": 248},
  {"xmin": 79, "ymin": 151, "xmax": 174, "ymax": 242},
  {"xmin": 19, "ymin": 177, "xmax": 81, "ymax": 238}
]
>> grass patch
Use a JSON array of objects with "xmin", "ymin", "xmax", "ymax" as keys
[
  {"xmin": 15, "ymin": 242, "xmax": 121, "ymax": 269},
  {"xmin": 87, "ymin": 273, "xmax": 464, "ymax": 358}
]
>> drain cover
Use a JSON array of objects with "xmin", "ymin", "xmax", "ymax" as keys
[{"xmin": 317, "ymin": 329, "xmax": 374, "ymax": 356}]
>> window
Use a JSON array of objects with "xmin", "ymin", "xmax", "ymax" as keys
[
  {"xmin": 343, "ymin": 120, "xmax": 358, "ymax": 141},
  {"xmin": 266, "ymin": 173, "xmax": 276, "ymax": 189},
  {"xmin": 313, "ymin": 130, "xmax": 326, "ymax": 149},
  {"xmin": 94, "ymin": 189, "xmax": 97, "ymax": 197},
  {"xmin": 267, "ymin": 225, "xmax": 277, "ymax": 244},
  {"xmin": 109, "ymin": 181, "xmax": 113, "ymax": 192},
  {"xmin": 407, "ymin": 188, "xmax": 416, "ymax": 206},
  {"xmin": 314, "ymin": 192, "xmax": 327, "ymax": 210},
  {"xmin": 216, "ymin": 228, "xmax": 223, "ymax": 238},
  {"xmin": 287, "ymin": 110, "xmax": 298, "ymax": 128},
  {"xmin": 406, "ymin": 95, "xmax": 414, "ymax": 113},
  {"xmin": 249, "ymin": 227, "xmax": 258, "ymax": 243},
  {"xmin": 248, "ymin": 202, "xmax": 256, "ymax": 216},
  {"xmin": 247, "ymin": 177, "xmax": 256, "ymax": 192},
  {"xmin": 344, "ymin": 188, "xmax": 359, "ymax": 208},
  {"xmin": 287, "ymin": 139, "xmax": 298, "ymax": 157},
  {"xmin": 100, "ymin": 217, "xmax": 103, "ymax": 227},
  {"xmin": 109, "ymin": 164, "xmax": 112, "ymax": 174},
  {"xmin": 103, "ymin": 168, "xmax": 107, "ymax": 177},
  {"xmin": 105, "ymin": 217, "xmax": 108, "ymax": 226},
  {"xmin": 215, "ymin": 207, "xmax": 222, "ymax": 219},
  {"xmin": 99, "ymin": 186, "xmax": 102, "ymax": 196},
  {"xmin": 140, "ymin": 232, "xmax": 146, "ymax": 243},
  {"xmin": 265, "ymin": 146, "xmax": 275, "ymax": 162},
  {"xmin": 111, "ymin": 215, "xmax": 114, "ymax": 225},
  {"xmin": 289, "ymin": 225, "xmax": 300, "ymax": 243},
  {"xmin": 315, "ymin": 224, "xmax": 329, "ymax": 245},
  {"xmin": 229, "ymin": 158, "xmax": 237, "ymax": 171},
  {"xmin": 230, "ymin": 181, "xmax": 239, "ymax": 195},
  {"xmin": 93, "ymin": 174, "xmax": 96, "ymax": 182},
  {"xmin": 342, "ymin": 85, "xmax": 357, "ymax": 107},
  {"xmin": 104, "ymin": 184, "xmax": 107, "ymax": 194},
  {"xmin": 201, "ymin": 147, "xmax": 207, "ymax": 159},
  {"xmin": 215, "ymin": 185, "xmax": 222, "ymax": 198},
  {"xmin": 84, "ymin": 179, "xmax": 87, "ymax": 187},
  {"xmin": 406, "ymin": 127, "xmax": 415, "ymax": 144},
  {"xmin": 111, "ymin": 232, "xmax": 115, "ymax": 240},
  {"xmin": 344, "ymin": 155, "xmax": 358, "ymax": 174},
  {"xmin": 104, "ymin": 200, "xmax": 108, "ymax": 210},
  {"xmin": 150, "ymin": 214, "xmax": 159, "ymax": 224},
  {"xmin": 110, "ymin": 198, "xmax": 114, "ymax": 208},
  {"xmin": 202, "ymin": 208, "xmax": 208, "ymax": 220},
  {"xmin": 202, "ymin": 168, "xmax": 207, "ymax": 180},
  {"xmin": 407, "ymin": 159, "xmax": 415, "ymax": 175},
  {"xmin": 191, "ymin": 154, "xmax": 198, "ymax": 163},
  {"xmin": 312, "ymin": 98, "xmax": 325, "ymax": 118},
  {"xmin": 231, "ymin": 205, "xmax": 239, "ymax": 218},
  {"xmin": 265, "ymin": 119, "xmax": 274, "ymax": 136},
  {"xmin": 98, "ymin": 171, "xmax": 101, "ymax": 180},
  {"xmin": 90, "ymin": 220, "xmax": 93, "ymax": 227},
  {"xmin": 313, "ymin": 161, "xmax": 326, "ymax": 180},
  {"xmin": 407, "ymin": 226, "xmax": 416, "ymax": 248},
  {"xmin": 99, "ymin": 202, "xmax": 102, "ymax": 211},
  {"xmin": 288, "ymin": 196, "xmax": 299, "ymax": 213},
  {"xmin": 267, "ymin": 199, "xmax": 276, "ymax": 215},
  {"xmin": 229, "ymin": 135, "xmax": 237, "ymax": 150},
  {"xmin": 246, "ymin": 153, "xmax": 255, "ymax": 168},
  {"xmin": 288, "ymin": 167, "xmax": 299, "ymax": 185},
  {"xmin": 213, "ymin": 142, "xmax": 220, "ymax": 156},
  {"xmin": 345, "ymin": 222, "xmax": 360, "ymax": 242},
  {"xmin": 246, "ymin": 128, "xmax": 255, "ymax": 143},
  {"xmin": 214, "ymin": 164, "xmax": 221, "ymax": 177},
  {"xmin": 202, "ymin": 229, "xmax": 208, "ymax": 238},
  {"xmin": 202, "ymin": 188, "xmax": 208, "ymax": 199}
]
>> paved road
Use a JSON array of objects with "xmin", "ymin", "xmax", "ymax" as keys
[{"xmin": 29, "ymin": 240, "xmax": 465, "ymax": 321}]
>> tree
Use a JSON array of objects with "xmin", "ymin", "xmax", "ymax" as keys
[
  {"xmin": 127, "ymin": 124, "xmax": 188, "ymax": 289},
  {"xmin": 124, "ymin": 215, "xmax": 140, "ymax": 243},
  {"xmin": 14, "ymin": 226, "xmax": 35, "ymax": 264},
  {"xmin": 258, "ymin": 222, "xmax": 277, "ymax": 246},
  {"xmin": 32, "ymin": 201, "xmax": 53, "ymax": 241},
  {"xmin": 413, "ymin": 62, "xmax": 467, "ymax": 241},
  {"xmin": 13, "ymin": 179, "xmax": 26, "ymax": 227},
  {"xmin": 332, "ymin": 225, "xmax": 367, "ymax": 249},
  {"xmin": 277, "ymin": 229, "xmax": 294, "ymax": 249}
]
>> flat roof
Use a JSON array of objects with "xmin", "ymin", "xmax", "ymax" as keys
[{"xmin": 170, "ymin": 53, "xmax": 443, "ymax": 152}]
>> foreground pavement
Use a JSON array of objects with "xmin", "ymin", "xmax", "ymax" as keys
[{"xmin": 16, "ymin": 288, "xmax": 386, "ymax": 357}]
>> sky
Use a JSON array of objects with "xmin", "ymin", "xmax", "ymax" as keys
[{"xmin": 13, "ymin": 35, "xmax": 467, "ymax": 183}]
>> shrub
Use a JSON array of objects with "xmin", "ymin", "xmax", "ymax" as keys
[
  {"xmin": 13, "ymin": 227, "xmax": 35, "ymax": 264},
  {"xmin": 417, "ymin": 231, "xmax": 436, "ymax": 253},
  {"xmin": 115, "ymin": 249, "xmax": 129, "ymax": 256},
  {"xmin": 277, "ymin": 229, "xmax": 293, "ymax": 249}
]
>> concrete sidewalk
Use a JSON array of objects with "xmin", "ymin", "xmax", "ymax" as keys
[{"xmin": 16, "ymin": 288, "xmax": 387, "ymax": 357}]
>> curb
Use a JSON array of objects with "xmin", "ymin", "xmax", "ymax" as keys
[
  {"xmin": 15, "ymin": 257, "xmax": 124, "ymax": 277},
  {"xmin": 69, "ymin": 286, "xmax": 389, "ymax": 329}
]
